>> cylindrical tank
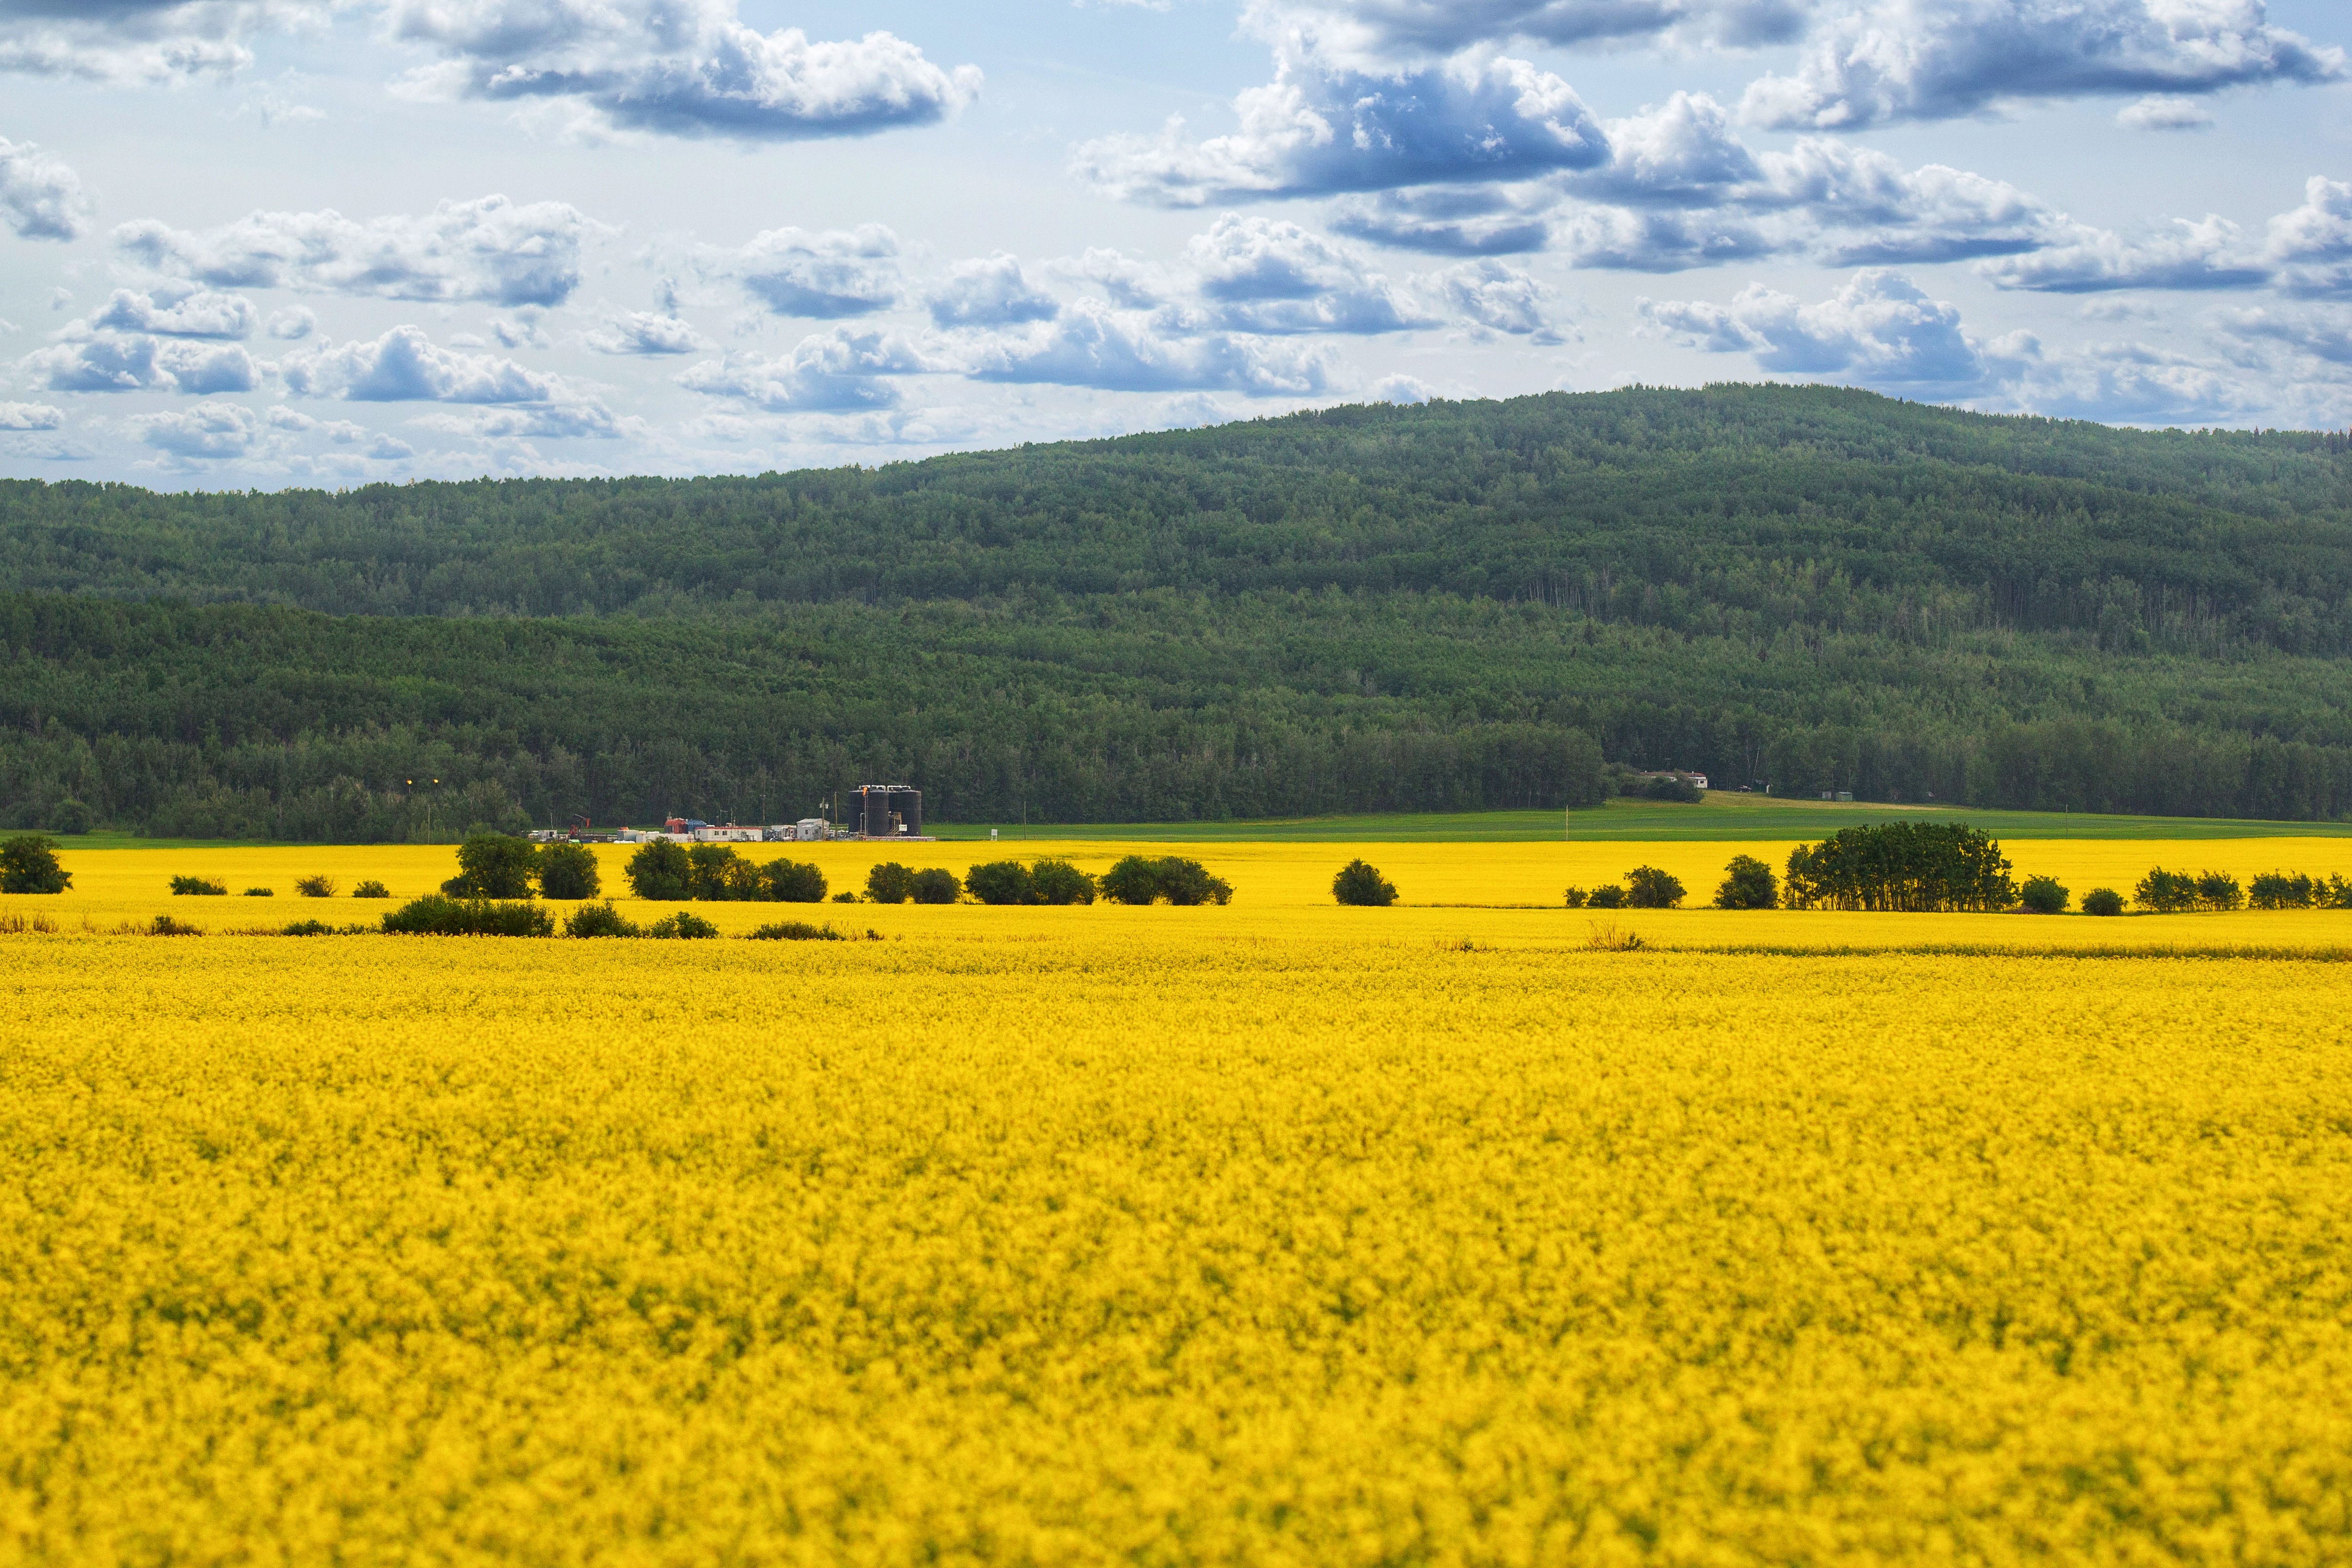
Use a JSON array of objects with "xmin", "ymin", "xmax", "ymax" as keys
[{"xmin": 895, "ymin": 788, "xmax": 922, "ymax": 838}]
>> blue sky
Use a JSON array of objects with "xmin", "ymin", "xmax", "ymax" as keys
[{"xmin": 1, "ymin": 0, "xmax": 2349, "ymax": 486}]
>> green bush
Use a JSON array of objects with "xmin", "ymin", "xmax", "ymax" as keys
[
  {"xmin": 911, "ymin": 868, "xmax": 961, "ymax": 904},
  {"xmin": 1784, "ymin": 822, "xmax": 2015, "ymax": 912},
  {"xmin": 539, "ymin": 842, "xmax": 601, "ymax": 900},
  {"xmin": 2017, "ymin": 875, "xmax": 2069, "ymax": 914},
  {"xmin": 866, "ymin": 862, "xmax": 916, "ymax": 903},
  {"xmin": 760, "ymin": 858, "xmax": 827, "ymax": 902},
  {"xmin": 281, "ymin": 919, "xmax": 335, "ymax": 936},
  {"xmin": 965, "ymin": 860, "xmax": 1034, "ymax": 905},
  {"xmin": 170, "ymin": 875, "xmax": 227, "ymax": 896},
  {"xmin": 831, "ymin": 891, "xmax": 858, "ymax": 903},
  {"xmin": 2082, "ymin": 887, "xmax": 2126, "ymax": 916},
  {"xmin": 0, "ymin": 836, "xmax": 71, "ymax": 895},
  {"xmin": 353, "ymin": 879, "xmax": 390, "ymax": 898},
  {"xmin": 1028, "ymin": 859, "xmax": 1096, "ymax": 906},
  {"xmin": 149, "ymin": 914, "xmax": 201, "ymax": 936},
  {"xmin": 748, "ymin": 921, "xmax": 843, "ymax": 941},
  {"xmin": 444, "ymin": 832, "xmax": 540, "ymax": 898},
  {"xmin": 1562, "ymin": 885, "xmax": 1589, "ymax": 909},
  {"xmin": 243, "ymin": 887, "xmax": 273, "ymax": 897},
  {"xmin": 1332, "ymin": 859, "xmax": 1398, "ymax": 906},
  {"xmin": 382, "ymin": 895, "xmax": 554, "ymax": 936},
  {"xmin": 294, "ymin": 874, "xmax": 337, "ymax": 898},
  {"xmin": 625, "ymin": 840, "xmax": 692, "ymax": 900},
  {"xmin": 2249, "ymin": 871, "xmax": 2315, "ymax": 910},
  {"xmin": 2133, "ymin": 868, "xmax": 2200, "ymax": 913},
  {"xmin": 647, "ymin": 911, "xmax": 720, "ymax": 939},
  {"xmin": 1712, "ymin": 855, "xmax": 1777, "ymax": 910},
  {"xmin": 1624, "ymin": 866, "xmax": 1685, "ymax": 909},
  {"xmin": 1585, "ymin": 885, "xmax": 1627, "ymax": 910},
  {"xmin": 1100, "ymin": 855, "xmax": 1232, "ymax": 906},
  {"xmin": 686, "ymin": 844, "xmax": 757, "ymax": 900},
  {"xmin": 2195, "ymin": 871, "xmax": 2244, "ymax": 912},
  {"xmin": 564, "ymin": 901, "xmax": 639, "ymax": 938}
]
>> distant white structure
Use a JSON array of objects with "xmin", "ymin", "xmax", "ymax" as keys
[{"xmin": 691, "ymin": 824, "xmax": 763, "ymax": 843}]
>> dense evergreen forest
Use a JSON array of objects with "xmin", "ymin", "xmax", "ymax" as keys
[{"xmin": 5, "ymin": 383, "xmax": 2351, "ymax": 837}]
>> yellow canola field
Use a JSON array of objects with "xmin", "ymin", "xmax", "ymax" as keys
[{"xmin": 1, "ymin": 915, "xmax": 2351, "ymax": 1565}]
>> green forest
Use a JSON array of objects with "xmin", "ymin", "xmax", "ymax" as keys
[{"xmin": 5, "ymin": 383, "xmax": 2351, "ymax": 837}]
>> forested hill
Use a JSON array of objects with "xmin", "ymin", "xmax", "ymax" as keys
[{"xmin": 6, "ymin": 384, "xmax": 2352, "ymax": 839}]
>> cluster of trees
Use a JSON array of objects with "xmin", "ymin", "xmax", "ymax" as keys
[
  {"xmin": 966, "ymin": 859, "xmax": 1097, "ymax": 905},
  {"xmin": 622, "ymin": 841, "xmax": 826, "ymax": 902},
  {"xmin": 7, "ymin": 386, "xmax": 2352, "ymax": 835},
  {"xmin": 1783, "ymin": 823, "xmax": 2017, "ymax": 912},
  {"xmin": 1565, "ymin": 867, "xmax": 1686, "ymax": 909},
  {"xmin": 2133, "ymin": 867, "xmax": 2352, "ymax": 912}
]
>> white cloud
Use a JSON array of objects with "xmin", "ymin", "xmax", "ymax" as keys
[
  {"xmin": 2221, "ymin": 304, "xmax": 2352, "ymax": 364},
  {"xmin": 0, "ymin": 1, "xmax": 332, "ymax": 84},
  {"xmin": 1742, "ymin": 0, "xmax": 2343, "ymax": 131},
  {"xmin": 1641, "ymin": 268, "xmax": 2003, "ymax": 386},
  {"xmin": 1185, "ymin": 214, "xmax": 1431, "ymax": 334},
  {"xmin": 961, "ymin": 298, "xmax": 1332, "ymax": 395},
  {"xmin": 1240, "ymin": 0, "xmax": 1807, "ymax": 67},
  {"xmin": 267, "ymin": 306, "xmax": 316, "ymax": 340},
  {"xmin": 2118, "ymin": 93, "xmax": 2214, "ymax": 129},
  {"xmin": 1072, "ymin": 55, "xmax": 1606, "ymax": 205},
  {"xmin": 1980, "ymin": 214, "xmax": 2268, "ymax": 292},
  {"xmin": 701, "ymin": 225, "xmax": 902, "ymax": 318},
  {"xmin": 585, "ymin": 311, "xmax": 706, "ymax": 355},
  {"xmin": 1370, "ymin": 372, "xmax": 1434, "ymax": 403},
  {"xmin": 928, "ymin": 254, "xmax": 1061, "ymax": 328},
  {"xmin": 89, "ymin": 287, "xmax": 256, "ymax": 339},
  {"xmin": 114, "ymin": 194, "xmax": 587, "ymax": 307},
  {"xmin": 134, "ymin": 400, "xmax": 267, "ymax": 458},
  {"xmin": 0, "ymin": 400, "xmax": 63, "ymax": 430},
  {"xmin": 284, "ymin": 324, "xmax": 565, "ymax": 401},
  {"xmin": 1328, "ymin": 186, "xmax": 1553, "ymax": 255},
  {"xmin": 0, "ymin": 134, "xmax": 94, "ymax": 240},
  {"xmin": 2266, "ymin": 176, "xmax": 2352, "ymax": 297},
  {"xmin": 26, "ymin": 335, "xmax": 260, "ymax": 394},
  {"xmin": 1428, "ymin": 259, "xmax": 1561, "ymax": 338},
  {"xmin": 676, "ymin": 329, "xmax": 930, "ymax": 411},
  {"xmin": 385, "ymin": 0, "xmax": 981, "ymax": 143}
]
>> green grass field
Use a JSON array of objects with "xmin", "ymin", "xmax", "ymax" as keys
[{"xmin": 32, "ymin": 793, "xmax": 2352, "ymax": 849}]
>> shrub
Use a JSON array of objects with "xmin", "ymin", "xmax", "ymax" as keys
[
  {"xmin": 911, "ymin": 868, "xmax": 962, "ymax": 905},
  {"xmin": 382, "ymin": 895, "xmax": 554, "ymax": 936},
  {"xmin": 2018, "ymin": 876, "xmax": 2069, "ymax": 914},
  {"xmin": 866, "ymin": 862, "xmax": 916, "ymax": 903},
  {"xmin": 748, "ymin": 921, "xmax": 843, "ymax": 941},
  {"xmin": 564, "ymin": 901, "xmax": 639, "ymax": 938},
  {"xmin": 443, "ymin": 832, "xmax": 540, "ymax": 898},
  {"xmin": 1624, "ymin": 866, "xmax": 1685, "ymax": 909},
  {"xmin": 647, "ymin": 911, "xmax": 720, "ymax": 939},
  {"xmin": 2133, "ymin": 868, "xmax": 2200, "ymax": 914},
  {"xmin": 686, "ymin": 844, "xmax": 757, "ymax": 900},
  {"xmin": 1028, "ymin": 859, "xmax": 1097, "ymax": 906},
  {"xmin": 760, "ymin": 858, "xmax": 826, "ymax": 903},
  {"xmin": 625, "ymin": 840, "xmax": 693, "ymax": 900},
  {"xmin": 243, "ymin": 887, "xmax": 274, "ymax": 897},
  {"xmin": 832, "ymin": 891, "xmax": 858, "ymax": 903},
  {"xmin": 294, "ymin": 874, "xmax": 337, "ymax": 898},
  {"xmin": 1585, "ymin": 885, "xmax": 1627, "ymax": 910},
  {"xmin": 1332, "ymin": 859, "xmax": 1398, "ymax": 907},
  {"xmin": 1712, "ymin": 855, "xmax": 1776, "ymax": 910},
  {"xmin": 539, "ymin": 842, "xmax": 600, "ymax": 900},
  {"xmin": 149, "ymin": 914, "xmax": 202, "ymax": 936},
  {"xmin": 281, "ymin": 919, "xmax": 335, "ymax": 936},
  {"xmin": 353, "ymin": 879, "xmax": 390, "ymax": 899},
  {"xmin": 1562, "ymin": 885, "xmax": 1589, "ymax": 909},
  {"xmin": 0, "ymin": 835, "xmax": 71, "ymax": 895},
  {"xmin": 2249, "ymin": 872, "xmax": 2315, "ymax": 910},
  {"xmin": 170, "ymin": 875, "xmax": 227, "ymax": 896},
  {"xmin": 1101, "ymin": 855, "xmax": 1232, "ymax": 906},
  {"xmin": 2195, "ymin": 871, "xmax": 2245, "ymax": 912},
  {"xmin": 966, "ymin": 860, "xmax": 1035, "ymax": 906},
  {"xmin": 50, "ymin": 799, "xmax": 92, "ymax": 835},
  {"xmin": 1784, "ymin": 823, "xmax": 2015, "ymax": 912},
  {"xmin": 1098, "ymin": 856, "xmax": 1162, "ymax": 906},
  {"xmin": 2082, "ymin": 887, "xmax": 2126, "ymax": 917}
]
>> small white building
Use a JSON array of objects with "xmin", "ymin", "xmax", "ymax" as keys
[{"xmin": 691, "ymin": 824, "xmax": 764, "ymax": 843}]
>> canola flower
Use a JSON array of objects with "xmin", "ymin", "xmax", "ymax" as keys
[{"xmin": 0, "ymin": 908, "xmax": 2349, "ymax": 1565}]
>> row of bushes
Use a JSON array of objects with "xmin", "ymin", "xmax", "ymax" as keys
[
  {"xmin": 623, "ymin": 841, "xmax": 825, "ymax": 902},
  {"xmin": 170, "ymin": 874, "xmax": 394, "ymax": 898},
  {"xmin": 2135, "ymin": 867, "xmax": 2352, "ymax": 913},
  {"xmin": 869, "ymin": 856, "xmax": 1232, "ymax": 907}
]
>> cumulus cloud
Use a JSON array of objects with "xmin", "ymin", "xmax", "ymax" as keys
[
  {"xmin": 1369, "ymin": 372, "xmax": 1434, "ymax": 403},
  {"xmin": 27, "ymin": 335, "xmax": 260, "ymax": 394},
  {"xmin": 676, "ymin": 329, "xmax": 930, "ymax": 411},
  {"xmin": 2118, "ymin": 93, "xmax": 2214, "ymax": 129},
  {"xmin": 114, "ymin": 194, "xmax": 586, "ymax": 307},
  {"xmin": 0, "ymin": 400, "xmax": 63, "ymax": 430},
  {"xmin": 385, "ymin": 0, "xmax": 981, "ymax": 142},
  {"xmin": 0, "ymin": 134, "xmax": 93, "ymax": 240},
  {"xmin": 702, "ymin": 225, "xmax": 902, "ymax": 317},
  {"xmin": 2265, "ymin": 176, "xmax": 2352, "ymax": 297},
  {"xmin": 1641, "ymin": 268, "xmax": 2004, "ymax": 386},
  {"xmin": 1741, "ymin": 0, "xmax": 2343, "ymax": 131},
  {"xmin": 2221, "ymin": 304, "xmax": 2352, "ymax": 364},
  {"xmin": 285, "ymin": 324, "xmax": 563, "ymax": 401},
  {"xmin": 89, "ymin": 286, "xmax": 256, "ymax": 339},
  {"xmin": 1240, "ymin": 0, "xmax": 1808, "ymax": 65},
  {"xmin": 1329, "ymin": 186, "xmax": 1553, "ymax": 255},
  {"xmin": 585, "ymin": 311, "xmax": 706, "ymax": 355},
  {"xmin": 1185, "ymin": 214, "xmax": 1432, "ymax": 334},
  {"xmin": 0, "ymin": 0, "xmax": 330, "ymax": 84},
  {"xmin": 928, "ymin": 254, "xmax": 1060, "ymax": 328},
  {"xmin": 961, "ymin": 297, "xmax": 1332, "ymax": 395},
  {"xmin": 1427, "ymin": 259, "xmax": 1561, "ymax": 338},
  {"xmin": 1072, "ymin": 55, "xmax": 1606, "ymax": 205},
  {"xmin": 1980, "ymin": 214, "xmax": 2268, "ymax": 292},
  {"xmin": 134, "ymin": 399, "xmax": 267, "ymax": 459}
]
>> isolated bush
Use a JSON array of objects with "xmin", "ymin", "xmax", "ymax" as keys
[
  {"xmin": 866, "ymin": 862, "xmax": 916, "ymax": 903},
  {"xmin": 1712, "ymin": 855, "xmax": 1777, "ymax": 910},
  {"xmin": 748, "ymin": 921, "xmax": 842, "ymax": 941},
  {"xmin": 445, "ymin": 832, "xmax": 539, "ymax": 899},
  {"xmin": 50, "ymin": 799, "xmax": 93, "ymax": 835},
  {"xmin": 1101, "ymin": 856, "xmax": 1233, "ymax": 906},
  {"xmin": 2082, "ymin": 887, "xmax": 2126, "ymax": 917},
  {"xmin": 966, "ymin": 860, "xmax": 1035, "ymax": 906},
  {"xmin": 1028, "ymin": 859, "xmax": 1097, "ymax": 906},
  {"xmin": 760, "ymin": 858, "xmax": 826, "ymax": 903},
  {"xmin": 647, "ymin": 911, "xmax": 720, "ymax": 940},
  {"xmin": 170, "ymin": 875, "xmax": 227, "ymax": 896},
  {"xmin": 1332, "ymin": 859, "xmax": 1398, "ymax": 907},
  {"xmin": 911, "ymin": 868, "xmax": 961, "ymax": 905},
  {"xmin": 281, "ymin": 919, "xmax": 335, "ymax": 936},
  {"xmin": 2133, "ymin": 868, "xmax": 2200, "ymax": 914},
  {"xmin": 382, "ymin": 895, "xmax": 553, "ymax": 937},
  {"xmin": 2249, "ymin": 871, "xmax": 2315, "ymax": 910},
  {"xmin": 2018, "ymin": 876, "xmax": 2069, "ymax": 915},
  {"xmin": 0, "ymin": 836, "xmax": 71, "ymax": 895},
  {"xmin": 243, "ymin": 887, "xmax": 273, "ymax": 897},
  {"xmin": 294, "ymin": 874, "xmax": 337, "ymax": 898},
  {"xmin": 1624, "ymin": 866, "xmax": 1685, "ymax": 909},
  {"xmin": 1585, "ymin": 885, "xmax": 1628, "ymax": 910},
  {"xmin": 564, "ymin": 901, "xmax": 639, "ymax": 938},
  {"xmin": 831, "ymin": 891, "xmax": 858, "ymax": 903},
  {"xmin": 1562, "ymin": 885, "xmax": 1590, "ymax": 909},
  {"xmin": 353, "ymin": 879, "xmax": 391, "ymax": 898},
  {"xmin": 687, "ymin": 844, "xmax": 753, "ymax": 900},
  {"xmin": 625, "ymin": 841, "xmax": 692, "ymax": 900},
  {"xmin": 2195, "ymin": 871, "xmax": 2244, "ymax": 912},
  {"xmin": 149, "ymin": 914, "xmax": 202, "ymax": 936},
  {"xmin": 538, "ymin": 842, "xmax": 600, "ymax": 900}
]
